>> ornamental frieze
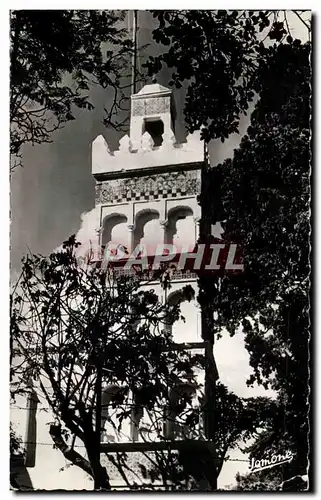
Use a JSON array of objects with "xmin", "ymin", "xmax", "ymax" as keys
[
  {"xmin": 132, "ymin": 97, "xmax": 168, "ymax": 116},
  {"xmin": 95, "ymin": 170, "xmax": 201, "ymax": 205}
]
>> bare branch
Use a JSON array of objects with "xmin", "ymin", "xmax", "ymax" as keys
[{"xmin": 49, "ymin": 423, "xmax": 93, "ymax": 479}]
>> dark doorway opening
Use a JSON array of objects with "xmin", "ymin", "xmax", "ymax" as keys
[{"xmin": 143, "ymin": 119, "xmax": 164, "ymax": 147}]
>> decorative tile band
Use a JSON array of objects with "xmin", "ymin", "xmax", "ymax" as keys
[{"xmin": 95, "ymin": 169, "xmax": 201, "ymax": 205}]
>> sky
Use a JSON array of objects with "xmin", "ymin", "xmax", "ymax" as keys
[{"xmin": 9, "ymin": 8, "xmax": 312, "ymax": 493}]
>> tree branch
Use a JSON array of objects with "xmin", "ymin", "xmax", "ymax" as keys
[
  {"xmin": 293, "ymin": 11, "xmax": 311, "ymax": 32},
  {"xmin": 49, "ymin": 423, "xmax": 93, "ymax": 479}
]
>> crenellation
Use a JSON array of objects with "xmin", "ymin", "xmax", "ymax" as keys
[
  {"xmin": 118, "ymin": 134, "xmax": 132, "ymax": 153},
  {"xmin": 92, "ymin": 84, "xmax": 203, "ymax": 177}
]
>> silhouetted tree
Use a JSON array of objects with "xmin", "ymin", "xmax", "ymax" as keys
[
  {"xmin": 10, "ymin": 10, "xmax": 133, "ymax": 169},
  {"xmin": 201, "ymin": 40, "xmax": 311, "ymax": 488}
]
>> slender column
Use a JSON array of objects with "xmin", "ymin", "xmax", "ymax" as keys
[
  {"xmin": 127, "ymin": 224, "xmax": 135, "ymax": 254},
  {"xmin": 95, "ymin": 226, "xmax": 102, "ymax": 245},
  {"xmin": 130, "ymin": 391, "xmax": 143, "ymax": 442},
  {"xmin": 101, "ymin": 386, "xmax": 122, "ymax": 443},
  {"xmin": 194, "ymin": 216, "xmax": 201, "ymax": 243},
  {"xmin": 159, "ymin": 220, "xmax": 168, "ymax": 247},
  {"xmin": 94, "ymin": 226, "xmax": 104, "ymax": 261},
  {"xmin": 164, "ymin": 388, "xmax": 177, "ymax": 440}
]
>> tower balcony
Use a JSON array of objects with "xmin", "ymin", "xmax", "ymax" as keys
[{"xmin": 87, "ymin": 240, "xmax": 240, "ymax": 281}]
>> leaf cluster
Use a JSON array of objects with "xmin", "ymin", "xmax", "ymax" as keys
[
  {"xmin": 147, "ymin": 11, "xmax": 310, "ymax": 143},
  {"xmin": 200, "ymin": 40, "xmax": 311, "ymax": 478},
  {"xmin": 10, "ymin": 10, "xmax": 134, "ymax": 168}
]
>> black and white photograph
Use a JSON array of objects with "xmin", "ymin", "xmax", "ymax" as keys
[{"xmin": 9, "ymin": 8, "xmax": 312, "ymax": 492}]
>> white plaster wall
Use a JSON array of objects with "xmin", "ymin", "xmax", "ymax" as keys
[
  {"xmin": 11, "ymin": 392, "xmax": 93, "ymax": 490},
  {"xmin": 103, "ymin": 406, "xmax": 132, "ymax": 443},
  {"xmin": 92, "ymin": 131, "xmax": 204, "ymax": 175}
]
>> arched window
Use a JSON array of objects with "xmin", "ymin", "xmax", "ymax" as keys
[
  {"xmin": 167, "ymin": 206, "xmax": 194, "ymax": 247},
  {"xmin": 164, "ymin": 381, "xmax": 198, "ymax": 440},
  {"xmin": 164, "ymin": 288, "xmax": 198, "ymax": 343},
  {"xmin": 134, "ymin": 209, "xmax": 160, "ymax": 249},
  {"xmin": 101, "ymin": 213, "xmax": 128, "ymax": 247},
  {"xmin": 162, "ymin": 287, "xmax": 205, "ymax": 441},
  {"xmin": 164, "ymin": 289, "xmax": 184, "ymax": 336}
]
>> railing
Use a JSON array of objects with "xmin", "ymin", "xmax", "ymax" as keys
[
  {"xmin": 89, "ymin": 246, "xmax": 199, "ymax": 281},
  {"xmin": 101, "ymin": 404, "xmax": 205, "ymax": 446},
  {"xmin": 110, "ymin": 266, "xmax": 198, "ymax": 282}
]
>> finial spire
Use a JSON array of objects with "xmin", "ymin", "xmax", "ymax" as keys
[{"xmin": 131, "ymin": 10, "xmax": 138, "ymax": 95}]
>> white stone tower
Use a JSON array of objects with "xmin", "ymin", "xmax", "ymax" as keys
[{"xmin": 87, "ymin": 83, "xmax": 218, "ymax": 488}]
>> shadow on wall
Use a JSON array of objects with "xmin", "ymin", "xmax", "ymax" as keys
[{"xmin": 10, "ymin": 454, "xmax": 33, "ymax": 491}]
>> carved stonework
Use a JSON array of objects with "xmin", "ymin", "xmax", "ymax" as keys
[
  {"xmin": 95, "ymin": 183, "xmax": 114, "ymax": 204},
  {"xmin": 132, "ymin": 97, "xmax": 168, "ymax": 117},
  {"xmin": 162, "ymin": 131, "xmax": 176, "ymax": 147},
  {"xmin": 141, "ymin": 131, "xmax": 154, "ymax": 150},
  {"xmin": 101, "ymin": 450, "xmax": 180, "ymax": 488},
  {"xmin": 113, "ymin": 267, "xmax": 197, "ymax": 282},
  {"xmin": 95, "ymin": 170, "xmax": 201, "ymax": 205},
  {"xmin": 119, "ymin": 134, "xmax": 132, "ymax": 153},
  {"xmin": 132, "ymin": 100, "xmax": 144, "ymax": 116}
]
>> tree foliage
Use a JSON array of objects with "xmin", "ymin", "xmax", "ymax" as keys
[
  {"xmin": 234, "ymin": 468, "xmax": 308, "ymax": 491},
  {"xmin": 201, "ymin": 40, "xmax": 311, "ymax": 487},
  {"xmin": 146, "ymin": 10, "xmax": 310, "ymax": 143},
  {"xmin": 10, "ymin": 10, "xmax": 133, "ymax": 169},
  {"xmin": 148, "ymin": 10, "xmax": 311, "ymax": 489},
  {"xmin": 10, "ymin": 423, "xmax": 23, "ymax": 455},
  {"xmin": 10, "ymin": 235, "xmax": 279, "ymax": 490},
  {"xmin": 11, "ymin": 236, "xmax": 201, "ymax": 488},
  {"xmin": 234, "ymin": 468, "xmax": 283, "ymax": 491}
]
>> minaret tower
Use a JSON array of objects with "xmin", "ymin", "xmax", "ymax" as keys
[
  {"xmin": 90, "ymin": 82, "xmax": 218, "ymax": 488},
  {"xmin": 92, "ymin": 83, "xmax": 203, "ymax": 252}
]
